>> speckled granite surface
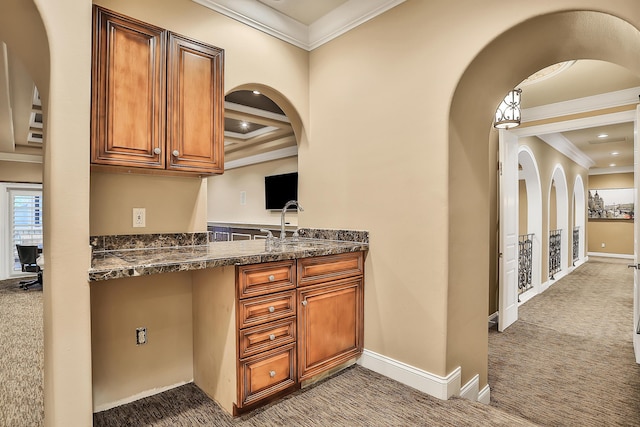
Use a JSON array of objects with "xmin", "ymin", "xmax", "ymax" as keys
[{"xmin": 89, "ymin": 229, "xmax": 368, "ymax": 282}]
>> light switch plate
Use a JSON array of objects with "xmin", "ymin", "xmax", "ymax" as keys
[{"xmin": 133, "ymin": 208, "xmax": 146, "ymax": 227}]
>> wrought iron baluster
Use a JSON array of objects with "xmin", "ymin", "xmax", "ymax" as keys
[
  {"xmin": 572, "ymin": 226, "xmax": 579, "ymax": 265},
  {"xmin": 518, "ymin": 233, "xmax": 533, "ymax": 297},
  {"xmin": 549, "ymin": 229, "xmax": 562, "ymax": 279}
]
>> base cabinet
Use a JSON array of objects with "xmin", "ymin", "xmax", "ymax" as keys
[
  {"xmin": 194, "ymin": 252, "xmax": 364, "ymax": 416},
  {"xmin": 297, "ymin": 277, "xmax": 364, "ymax": 382}
]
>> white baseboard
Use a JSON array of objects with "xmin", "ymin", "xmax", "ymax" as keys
[
  {"xmin": 588, "ymin": 251, "xmax": 634, "ymax": 259},
  {"xmin": 358, "ymin": 349, "xmax": 461, "ymax": 400},
  {"xmin": 459, "ymin": 374, "xmax": 479, "ymax": 401},
  {"xmin": 478, "ymin": 384, "xmax": 491, "ymax": 404},
  {"xmin": 93, "ymin": 380, "xmax": 192, "ymax": 413}
]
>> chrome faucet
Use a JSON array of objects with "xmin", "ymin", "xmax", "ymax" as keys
[{"xmin": 280, "ymin": 200, "xmax": 303, "ymax": 240}]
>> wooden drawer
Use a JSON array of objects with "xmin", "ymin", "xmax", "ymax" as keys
[
  {"xmin": 238, "ymin": 343, "xmax": 296, "ymax": 407},
  {"xmin": 237, "ymin": 260, "xmax": 296, "ymax": 299},
  {"xmin": 238, "ymin": 317, "xmax": 296, "ymax": 359},
  {"xmin": 297, "ymin": 252, "xmax": 364, "ymax": 287},
  {"xmin": 238, "ymin": 291, "xmax": 296, "ymax": 329}
]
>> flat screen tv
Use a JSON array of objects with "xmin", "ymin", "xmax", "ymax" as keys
[{"xmin": 265, "ymin": 172, "xmax": 298, "ymax": 210}]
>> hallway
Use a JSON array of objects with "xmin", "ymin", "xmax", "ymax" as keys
[{"xmin": 489, "ymin": 257, "xmax": 640, "ymax": 426}]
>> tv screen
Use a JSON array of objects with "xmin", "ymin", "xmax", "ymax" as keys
[{"xmin": 265, "ymin": 172, "xmax": 298, "ymax": 210}]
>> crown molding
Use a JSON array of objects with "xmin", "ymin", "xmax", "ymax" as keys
[
  {"xmin": 192, "ymin": 0, "xmax": 406, "ymax": 51},
  {"xmin": 588, "ymin": 165, "xmax": 634, "ymax": 175},
  {"xmin": 522, "ymin": 86, "xmax": 640, "ymax": 122},
  {"xmin": 224, "ymin": 145, "xmax": 297, "ymax": 169},
  {"xmin": 535, "ymin": 133, "xmax": 595, "ymax": 170}
]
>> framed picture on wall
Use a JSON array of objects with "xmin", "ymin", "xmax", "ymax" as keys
[{"xmin": 588, "ymin": 188, "xmax": 634, "ymax": 220}]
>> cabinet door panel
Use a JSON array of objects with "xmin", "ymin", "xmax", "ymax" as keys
[
  {"xmin": 167, "ymin": 34, "xmax": 224, "ymax": 174},
  {"xmin": 92, "ymin": 6, "xmax": 165, "ymax": 168},
  {"xmin": 297, "ymin": 277, "xmax": 364, "ymax": 381}
]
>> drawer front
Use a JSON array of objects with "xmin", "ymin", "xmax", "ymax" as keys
[
  {"xmin": 297, "ymin": 252, "xmax": 364, "ymax": 287},
  {"xmin": 238, "ymin": 291, "xmax": 296, "ymax": 329},
  {"xmin": 239, "ymin": 317, "xmax": 296, "ymax": 359},
  {"xmin": 238, "ymin": 343, "xmax": 296, "ymax": 407},
  {"xmin": 237, "ymin": 260, "xmax": 296, "ymax": 299}
]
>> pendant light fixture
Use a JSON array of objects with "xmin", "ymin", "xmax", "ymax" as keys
[{"xmin": 494, "ymin": 89, "xmax": 522, "ymax": 129}]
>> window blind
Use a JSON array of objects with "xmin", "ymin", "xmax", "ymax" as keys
[{"xmin": 10, "ymin": 189, "xmax": 43, "ymax": 271}]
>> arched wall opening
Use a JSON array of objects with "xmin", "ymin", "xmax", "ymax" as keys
[
  {"xmin": 207, "ymin": 83, "xmax": 306, "ymax": 226},
  {"xmin": 448, "ymin": 10, "xmax": 640, "ymax": 387},
  {"xmin": 518, "ymin": 146, "xmax": 543, "ymax": 300},
  {"xmin": 548, "ymin": 165, "xmax": 569, "ymax": 278}
]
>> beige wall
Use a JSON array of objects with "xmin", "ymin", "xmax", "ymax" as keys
[
  {"xmin": 90, "ymin": 173, "xmax": 208, "ymax": 235},
  {"xmin": 519, "ymin": 180, "xmax": 528, "ymax": 234},
  {"xmin": 207, "ymin": 156, "xmax": 298, "ymax": 226},
  {"xmin": 587, "ymin": 173, "xmax": 634, "ymax": 255},
  {"xmin": 0, "ymin": 161, "xmax": 42, "ymax": 183},
  {"xmin": 90, "ymin": 272, "xmax": 193, "ymax": 410},
  {"xmin": 6, "ymin": 0, "xmax": 640, "ymax": 424}
]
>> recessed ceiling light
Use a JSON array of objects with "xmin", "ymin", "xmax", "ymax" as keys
[
  {"xmin": 598, "ymin": 133, "xmax": 608, "ymax": 138},
  {"xmin": 609, "ymin": 163, "xmax": 616, "ymax": 167},
  {"xmin": 611, "ymin": 151, "xmax": 619, "ymax": 156},
  {"xmin": 252, "ymin": 90, "xmax": 261, "ymax": 95},
  {"xmin": 240, "ymin": 122, "xmax": 248, "ymax": 128}
]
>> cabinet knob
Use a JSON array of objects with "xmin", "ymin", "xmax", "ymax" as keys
[
  {"xmin": 301, "ymin": 299, "xmax": 308, "ymax": 306},
  {"xmin": 268, "ymin": 306, "xmax": 275, "ymax": 313},
  {"xmin": 153, "ymin": 147, "xmax": 161, "ymax": 155},
  {"xmin": 172, "ymin": 150, "xmax": 179, "ymax": 157},
  {"xmin": 269, "ymin": 370, "xmax": 276, "ymax": 378},
  {"xmin": 268, "ymin": 274, "xmax": 275, "ymax": 282},
  {"xmin": 269, "ymin": 334, "xmax": 275, "ymax": 341}
]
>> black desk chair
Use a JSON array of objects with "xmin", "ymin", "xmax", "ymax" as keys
[{"xmin": 16, "ymin": 245, "xmax": 42, "ymax": 290}]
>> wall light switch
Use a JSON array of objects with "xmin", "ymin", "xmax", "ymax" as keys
[
  {"xmin": 240, "ymin": 191, "xmax": 246, "ymax": 205},
  {"xmin": 133, "ymin": 208, "xmax": 146, "ymax": 228}
]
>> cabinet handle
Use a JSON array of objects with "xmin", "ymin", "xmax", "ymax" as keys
[
  {"xmin": 269, "ymin": 370, "xmax": 276, "ymax": 378},
  {"xmin": 172, "ymin": 150, "xmax": 179, "ymax": 157},
  {"xmin": 153, "ymin": 147, "xmax": 161, "ymax": 155},
  {"xmin": 268, "ymin": 274, "xmax": 275, "ymax": 282},
  {"xmin": 268, "ymin": 306, "xmax": 275, "ymax": 313},
  {"xmin": 269, "ymin": 334, "xmax": 275, "ymax": 341},
  {"xmin": 301, "ymin": 299, "xmax": 308, "ymax": 306}
]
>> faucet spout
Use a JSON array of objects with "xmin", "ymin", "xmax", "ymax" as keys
[{"xmin": 280, "ymin": 200, "xmax": 303, "ymax": 240}]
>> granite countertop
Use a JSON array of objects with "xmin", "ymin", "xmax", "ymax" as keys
[{"xmin": 89, "ymin": 230, "xmax": 368, "ymax": 282}]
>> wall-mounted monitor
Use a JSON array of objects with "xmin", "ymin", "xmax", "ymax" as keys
[{"xmin": 265, "ymin": 172, "xmax": 298, "ymax": 210}]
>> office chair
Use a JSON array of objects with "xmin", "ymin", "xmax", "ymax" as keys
[{"xmin": 16, "ymin": 245, "xmax": 42, "ymax": 290}]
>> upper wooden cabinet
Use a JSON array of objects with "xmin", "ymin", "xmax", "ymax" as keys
[{"xmin": 91, "ymin": 6, "xmax": 224, "ymax": 176}]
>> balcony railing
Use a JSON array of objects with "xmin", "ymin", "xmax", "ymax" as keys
[
  {"xmin": 518, "ymin": 234, "xmax": 534, "ymax": 296},
  {"xmin": 572, "ymin": 226, "xmax": 580, "ymax": 265},
  {"xmin": 549, "ymin": 229, "xmax": 562, "ymax": 279}
]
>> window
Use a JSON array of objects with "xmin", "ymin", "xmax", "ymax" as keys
[{"xmin": 9, "ymin": 188, "xmax": 43, "ymax": 272}]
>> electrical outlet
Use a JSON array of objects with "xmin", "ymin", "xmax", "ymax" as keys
[
  {"xmin": 133, "ymin": 208, "xmax": 146, "ymax": 228},
  {"xmin": 136, "ymin": 327, "xmax": 147, "ymax": 345},
  {"xmin": 601, "ymin": 242, "xmax": 606, "ymax": 248}
]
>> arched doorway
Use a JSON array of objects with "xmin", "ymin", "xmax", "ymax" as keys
[
  {"xmin": 548, "ymin": 165, "xmax": 569, "ymax": 283},
  {"xmin": 518, "ymin": 146, "xmax": 543, "ymax": 303},
  {"xmin": 449, "ymin": 10, "xmax": 640, "ymax": 398}
]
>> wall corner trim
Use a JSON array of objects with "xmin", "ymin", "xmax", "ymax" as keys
[{"xmin": 358, "ymin": 349, "xmax": 461, "ymax": 400}]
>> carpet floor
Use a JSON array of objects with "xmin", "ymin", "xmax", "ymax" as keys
[
  {"xmin": 0, "ymin": 277, "xmax": 43, "ymax": 427},
  {"xmin": 489, "ymin": 258, "xmax": 640, "ymax": 426}
]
